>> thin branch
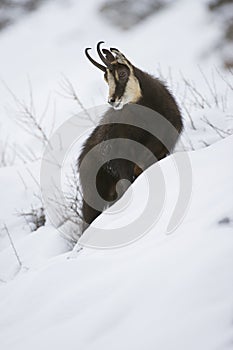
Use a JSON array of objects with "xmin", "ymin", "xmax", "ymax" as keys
[
  {"xmin": 182, "ymin": 104, "xmax": 197, "ymax": 130},
  {"xmin": 59, "ymin": 75, "xmax": 95, "ymax": 124},
  {"xmin": 17, "ymin": 170, "xmax": 28, "ymax": 190},
  {"xmin": 198, "ymin": 66, "xmax": 219, "ymax": 107},
  {"xmin": 3, "ymin": 224, "xmax": 22, "ymax": 268},
  {"xmin": 183, "ymin": 132, "xmax": 195, "ymax": 151},
  {"xmin": 215, "ymin": 66, "xmax": 233, "ymax": 91},
  {"xmin": 181, "ymin": 73, "xmax": 211, "ymax": 109},
  {"xmin": 0, "ymin": 136, "xmax": 16, "ymax": 167},
  {"xmin": 17, "ymin": 206, "xmax": 45, "ymax": 232},
  {"xmin": 201, "ymin": 115, "xmax": 232, "ymax": 138},
  {"xmin": 199, "ymin": 140, "xmax": 210, "ymax": 147},
  {"xmin": 1, "ymin": 80, "xmax": 51, "ymax": 147},
  {"xmin": 26, "ymin": 167, "xmax": 40, "ymax": 189}
]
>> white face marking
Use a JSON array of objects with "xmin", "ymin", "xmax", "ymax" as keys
[
  {"xmin": 106, "ymin": 65, "xmax": 142, "ymax": 110},
  {"xmin": 122, "ymin": 71, "xmax": 142, "ymax": 105},
  {"xmin": 106, "ymin": 70, "xmax": 116, "ymax": 99}
]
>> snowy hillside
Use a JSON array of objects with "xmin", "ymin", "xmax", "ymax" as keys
[
  {"xmin": 1, "ymin": 135, "xmax": 233, "ymax": 350},
  {"xmin": 0, "ymin": 0, "xmax": 233, "ymax": 349}
]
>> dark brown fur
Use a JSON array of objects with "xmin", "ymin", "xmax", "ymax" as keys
[{"xmin": 78, "ymin": 65, "xmax": 183, "ymax": 230}]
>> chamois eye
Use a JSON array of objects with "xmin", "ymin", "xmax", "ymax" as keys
[{"xmin": 119, "ymin": 70, "xmax": 128, "ymax": 80}]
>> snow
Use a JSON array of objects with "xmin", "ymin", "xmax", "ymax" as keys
[
  {"xmin": 0, "ymin": 0, "xmax": 233, "ymax": 349},
  {"xmin": 1, "ymin": 135, "xmax": 233, "ymax": 349}
]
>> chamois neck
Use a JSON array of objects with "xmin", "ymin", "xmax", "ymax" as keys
[{"xmin": 133, "ymin": 67, "xmax": 171, "ymax": 114}]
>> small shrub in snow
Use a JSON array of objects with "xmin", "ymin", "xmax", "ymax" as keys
[{"xmin": 18, "ymin": 206, "xmax": 46, "ymax": 232}]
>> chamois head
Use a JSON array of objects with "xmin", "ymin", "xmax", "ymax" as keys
[{"xmin": 85, "ymin": 41, "xmax": 142, "ymax": 110}]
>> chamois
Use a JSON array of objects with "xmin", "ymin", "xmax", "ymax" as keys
[{"xmin": 78, "ymin": 41, "xmax": 183, "ymax": 231}]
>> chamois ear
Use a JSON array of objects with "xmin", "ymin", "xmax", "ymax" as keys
[
  {"xmin": 102, "ymin": 49, "xmax": 115, "ymax": 63},
  {"xmin": 110, "ymin": 47, "xmax": 132, "ymax": 66},
  {"xmin": 97, "ymin": 41, "xmax": 113, "ymax": 69}
]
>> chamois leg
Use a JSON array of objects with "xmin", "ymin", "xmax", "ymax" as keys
[
  {"xmin": 81, "ymin": 168, "xmax": 118, "ymax": 231},
  {"xmin": 81, "ymin": 200, "xmax": 102, "ymax": 231}
]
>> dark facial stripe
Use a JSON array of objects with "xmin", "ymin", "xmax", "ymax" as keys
[
  {"xmin": 112, "ymin": 66, "xmax": 130, "ymax": 100},
  {"xmin": 113, "ymin": 80, "xmax": 128, "ymax": 100}
]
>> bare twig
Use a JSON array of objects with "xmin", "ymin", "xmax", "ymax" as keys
[
  {"xmin": 1, "ymin": 80, "xmax": 51, "ymax": 148},
  {"xmin": 17, "ymin": 206, "xmax": 45, "ymax": 232},
  {"xmin": 198, "ymin": 66, "xmax": 219, "ymax": 107},
  {"xmin": 182, "ymin": 104, "xmax": 197, "ymax": 130},
  {"xmin": 26, "ymin": 167, "xmax": 40, "ymax": 189},
  {"xmin": 183, "ymin": 132, "xmax": 195, "ymax": 151},
  {"xmin": 59, "ymin": 75, "xmax": 95, "ymax": 124},
  {"xmin": 199, "ymin": 140, "xmax": 210, "ymax": 147},
  {"xmin": 44, "ymin": 161, "xmax": 83, "ymax": 243},
  {"xmin": 0, "ymin": 136, "xmax": 16, "ymax": 167},
  {"xmin": 3, "ymin": 224, "xmax": 22, "ymax": 268},
  {"xmin": 201, "ymin": 115, "xmax": 232, "ymax": 138},
  {"xmin": 181, "ymin": 74, "xmax": 211, "ymax": 109},
  {"xmin": 215, "ymin": 67, "xmax": 233, "ymax": 91},
  {"xmin": 17, "ymin": 170, "xmax": 28, "ymax": 190}
]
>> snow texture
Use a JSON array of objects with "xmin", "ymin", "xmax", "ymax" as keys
[{"xmin": 0, "ymin": 135, "xmax": 233, "ymax": 350}]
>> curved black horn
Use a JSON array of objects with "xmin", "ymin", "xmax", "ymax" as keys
[
  {"xmin": 85, "ymin": 48, "xmax": 106, "ymax": 72},
  {"xmin": 110, "ymin": 47, "xmax": 119, "ymax": 52},
  {"xmin": 97, "ymin": 41, "xmax": 112, "ymax": 68}
]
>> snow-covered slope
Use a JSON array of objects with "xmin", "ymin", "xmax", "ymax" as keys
[
  {"xmin": 0, "ymin": 0, "xmax": 233, "ymax": 349},
  {"xmin": 0, "ymin": 135, "xmax": 233, "ymax": 350}
]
